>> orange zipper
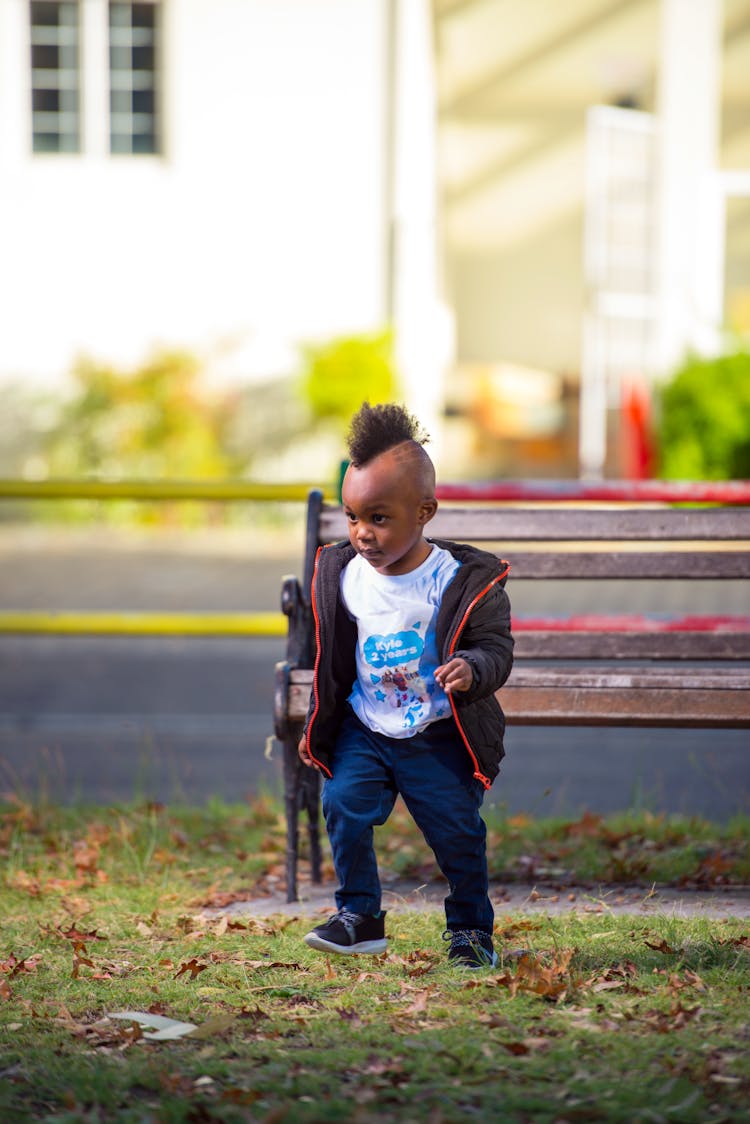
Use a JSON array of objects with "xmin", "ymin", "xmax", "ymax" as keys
[
  {"xmin": 305, "ymin": 546, "xmax": 333, "ymax": 778},
  {"xmin": 446, "ymin": 562, "xmax": 510, "ymax": 790}
]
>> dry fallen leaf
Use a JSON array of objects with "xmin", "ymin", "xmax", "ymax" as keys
[
  {"xmin": 645, "ymin": 937, "xmax": 677, "ymax": 954},
  {"xmin": 174, "ymin": 958, "xmax": 209, "ymax": 980}
]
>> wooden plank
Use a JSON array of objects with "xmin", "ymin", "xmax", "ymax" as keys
[
  {"xmin": 507, "ymin": 551, "xmax": 750, "ymax": 580},
  {"xmin": 287, "ymin": 666, "xmax": 750, "ymax": 690},
  {"xmin": 506, "ymin": 667, "xmax": 750, "ymax": 690},
  {"xmin": 514, "ymin": 631, "xmax": 750, "ymax": 660},
  {"xmin": 318, "ymin": 505, "xmax": 750, "ymax": 544},
  {"xmin": 498, "ymin": 686, "xmax": 750, "ymax": 727},
  {"xmin": 285, "ymin": 666, "xmax": 750, "ymax": 727}
]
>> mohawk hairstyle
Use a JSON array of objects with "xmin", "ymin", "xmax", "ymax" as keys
[{"xmin": 346, "ymin": 402, "xmax": 430, "ymax": 467}]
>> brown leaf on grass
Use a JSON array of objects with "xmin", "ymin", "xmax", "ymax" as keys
[
  {"xmin": 590, "ymin": 978, "xmax": 626, "ymax": 993},
  {"xmin": 152, "ymin": 848, "xmax": 179, "ymax": 866},
  {"xmin": 387, "ymin": 949, "xmax": 440, "ymax": 977},
  {"xmin": 174, "ymin": 958, "xmax": 209, "ymax": 980},
  {"xmin": 688, "ymin": 851, "xmax": 735, "ymax": 886},
  {"xmin": 645, "ymin": 938, "xmax": 677, "ymax": 954},
  {"xmin": 0, "ymin": 978, "xmax": 12, "ymax": 1000},
  {"xmin": 50, "ymin": 925, "xmax": 107, "ymax": 944},
  {"xmin": 501, "ymin": 1037, "xmax": 550, "ymax": 1056},
  {"xmin": 398, "ymin": 984, "xmax": 435, "ymax": 1014},
  {"xmin": 590, "ymin": 962, "xmax": 644, "ymax": 996},
  {"xmin": 58, "ymin": 1014, "xmax": 144, "ymax": 1048},
  {"xmin": 7, "ymin": 870, "xmax": 41, "ymax": 896},
  {"xmin": 561, "ymin": 811, "xmax": 604, "ymax": 838},
  {"xmin": 44, "ymin": 877, "xmax": 85, "ymax": 893},
  {"xmin": 667, "ymin": 970, "xmax": 707, "ymax": 996},
  {"xmin": 494, "ymin": 917, "xmax": 543, "ymax": 941},
  {"xmin": 514, "ymin": 950, "xmax": 576, "ymax": 1000},
  {"xmin": 220, "ymin": 1088, "xmax": 263, "ymax": 1106},
  {"xmin": 0, "ymin": 796, "xmax": 38, "ymax": 831},
  {"xmin": 71, "ymin": 948, "xmax": 96, "ymax": 979},
  {"xmin": 72, "ymin": 839, "xmax": 101, "ymax": 876},
  {"xmin": 335, "ymin": 1007, "xmax": 364, "ymax": 1027},
  {"xmin": 241, "ymin": 959, "xmax": 305, "ymax": 971},
  {"xmin": 642, "ymin": 1002, "xmax": 702, "ymax": 1032},
  {"xmin": 466, "ymin": 948, "xmax": 585, "ymax": 1002},
  {"xmin": 478, "ymin": 1013, "xmax": 515, "ymax": 1030},
  {"xmin": 0, "ymin": 953, "xmax": 42, "ymax": 977},
  {"xmin": 237, "ymin": 1004, "xmax": 270, "ymax": 1023},
  {"xmin": 178, "ymin": 912, "xmax": 278, "ymax": 937},
  {"xmin": 720, "ymin": 934, "xmax": 750, "ymax": 950},
  {"xmin": 192, "ymin": 888, "xmax": 259, "ymax": 909}
]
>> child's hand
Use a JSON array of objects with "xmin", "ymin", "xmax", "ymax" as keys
[
  {"xmin": 434, "ymin": 657, "xmax": 473, "ymax": 694},
  {"xmin": 298, "ymin": 733, "xmax": 319, "ymax": 770}
]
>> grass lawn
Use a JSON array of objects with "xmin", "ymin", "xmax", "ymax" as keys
[{"xmin": 1, "ymin": 797, "xmax": 749, "ymax": 1123}]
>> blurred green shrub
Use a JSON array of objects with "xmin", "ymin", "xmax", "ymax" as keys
[
  {"xmin": 40, "ymin": 351, "xmax": 240, "ymax": 524},
  {"xmin": 298, "ymin": 330, "xmax": 399, "ymax": 424},
  {"xmin": 46, "ymin": 351, "xmax": 237, "ymax": 479},
  {"xmin": 657, "ymin": 347, "xmax": 750, "ymax": 479}
]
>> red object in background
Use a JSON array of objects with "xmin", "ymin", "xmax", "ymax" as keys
[{"xmin": 621, "ymin": 374, "xmax": 655, "ymax": 479}]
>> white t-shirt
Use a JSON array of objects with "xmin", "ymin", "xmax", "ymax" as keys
[{"xmin": 340, "ymin": 544, "xmax": 460, "ymax": 738}]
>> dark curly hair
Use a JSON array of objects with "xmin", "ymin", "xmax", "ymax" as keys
[{"xmin": 346, "ymin": 402, "xmax": 430, "ymax": 467}]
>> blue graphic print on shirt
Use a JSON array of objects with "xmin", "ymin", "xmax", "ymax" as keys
[
  {"xmin": 340, "ymin": 545, "xmax": 460, "ymax": 737},
  {"xmin": 363, "ymin": 630, "xmax": 424, "ymax": 668}
]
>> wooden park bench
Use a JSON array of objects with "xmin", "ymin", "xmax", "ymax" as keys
[{"xmin": 273, "ymin": 482, "xmax": 750, "ymax": 901}]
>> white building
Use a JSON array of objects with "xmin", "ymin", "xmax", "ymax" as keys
[
  {"xmin": 1, "ymin": 0, "xmax": 748, "ymax": 476},
  {"xmin": 0, "ymin": 0, "xmax": 390, "ymax": 390}
]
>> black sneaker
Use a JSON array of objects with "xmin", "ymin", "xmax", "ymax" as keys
[
  {"xmin": 304, "ymin": 909, "xmax": 387, "ymax": 955},
  {"xmin": 443, "ymin": 928, "xmax": 498, "ymax": 969}
]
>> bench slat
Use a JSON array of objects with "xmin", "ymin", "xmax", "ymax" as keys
[
  {"xmin": 499, "ymin": 686, "xmax": 750, "ymax": 727},
  {"xmin": 319, "ymin": 505, "xmax": 750, "ymax": 544},
  {"xmin": 284, "ymin": 666, "xmax": 750, "ymax": 727},
  {"xmin": 508, "ymin": 550, "xmax": 750, "ymax": 580},
  {"xmin": 514, "ymin": 631, "xmax": 750, "ymax": 659}
]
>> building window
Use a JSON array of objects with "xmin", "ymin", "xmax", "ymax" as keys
[
  {"xmin": 30, "ymin": 1, "xmax": 81, "ymax": 153},
  {"xmin": 109, "ymin": 2, "xmax": 160, "ymax": 154}
]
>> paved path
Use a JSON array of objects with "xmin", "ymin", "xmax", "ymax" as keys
[{"xmin": 224, "ymin": 877, "xmax": 750, "ymax": 920}]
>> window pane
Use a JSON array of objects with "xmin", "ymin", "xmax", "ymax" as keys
[
  {"xmin": 110, "ymin": 89, "xmax": 131, "ymax": 113},
  {"xmin": 132, "ymin": 132, "xmax": 155, "ymax": 154},
  {"xmin": 132, "ymin": 88, "xmax": 154, "ymax": 115},
  {"xmin": 109, "ymin": 2, "xmax": 160, "ymax": 155},
  {"xmin": 132, "ymin": 3, "xmax": 155, "ymax": 29},
  {"xmin": 30, "ymin": 0, "xmax": 80, "ymax": 154},
  {"xmin": 31, "ymin": 2, "xmax": 62, "ymax": 25},
  {"xmin": 132, "ymin": 44, "xmax": 154, "ymax": 70},
  {"xmin": 33, "ymin": 87, "xmax": 59, "ymax": 111},
  {"xmin": 31, "ymin": 44, "xmax": 59, "ymax": 69}
]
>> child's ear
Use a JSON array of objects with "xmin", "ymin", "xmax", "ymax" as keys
[{"xmin": 418, "ymin": 498, "xmax": 438, "ymax": 525}]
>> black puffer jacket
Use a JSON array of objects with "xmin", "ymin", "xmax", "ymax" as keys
[{"xmin": 302, "ymin": 539, "xmax": 514, "ymax": 788}]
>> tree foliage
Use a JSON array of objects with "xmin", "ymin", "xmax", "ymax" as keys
[
  {"xmin": 298, "ymin": 330, "xmax": 399, "ymax": 424},
  {"xmin": 657, "ymin": 347, "xmax": 750, "ymax": 479}
]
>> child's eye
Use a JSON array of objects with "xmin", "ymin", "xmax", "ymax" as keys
[
  {"xmin": 372, "ymin": 514, "xmax": 387, "ymax": 525},
  {"xmin": 345, "ymin": 511, "xmax": 357, "ymax": 523}
]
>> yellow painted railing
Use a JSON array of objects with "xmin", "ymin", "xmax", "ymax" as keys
[
  {"xmin": 0, "ymin": 611, "xmax": 287, "ymax": 636},
  {"xmin": 0, "ymin": 477, "xmax": 333, "ymax": 635},
  {"xmin": 0, "ymin": 479, "xmax": 333, "ymax": 502}
]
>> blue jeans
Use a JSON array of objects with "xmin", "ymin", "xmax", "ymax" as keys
[{"xmin": 321, "ymin": 709, "xmax": 494, "ymax": 933}]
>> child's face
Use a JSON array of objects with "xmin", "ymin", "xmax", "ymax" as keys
[{"xmin": 341, "ymin": 448, "xmax": 437, "ymax": 576}]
